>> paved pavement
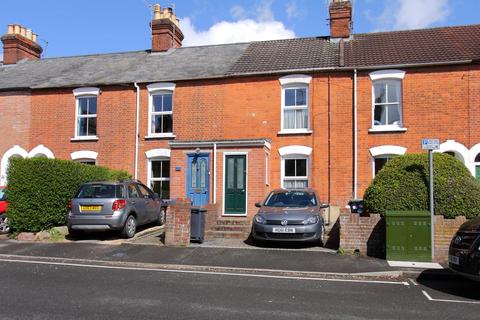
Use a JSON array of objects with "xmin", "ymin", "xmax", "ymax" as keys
[{"xmin": 0, "ymin": 256, "xmax": 478, "ymax": 320}]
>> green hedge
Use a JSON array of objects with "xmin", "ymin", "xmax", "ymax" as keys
[
  {"xmin": 6, "ymin": 157, "xmax": 130, "ymax": 232},
  {"xmin": 364, "ymin": 153, "xmax": 480, "ymax": 219}
]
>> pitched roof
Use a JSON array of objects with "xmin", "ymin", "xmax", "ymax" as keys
[
  {"xmin": 0, "ymin": 24, "xmax": 479, "ymax": 90},
  {"xmin": 344, "ymin": 24, "xmax": 480, "ymax": 68},
  {"xmin": 0, "ymin": 43, "xmax": 249, "ymax": 90}
]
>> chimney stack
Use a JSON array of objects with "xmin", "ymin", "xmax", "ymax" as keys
[
  {"xmin": 329, "ymin": 0, "xmax": 352, "ymax": 39},
  {"xmin": 151, "ymin": 4, "xmax": 184, "ymax": 52},
  {"xmin": 1, "ymin": 24, "xmax": 42, "ymax": 65}
]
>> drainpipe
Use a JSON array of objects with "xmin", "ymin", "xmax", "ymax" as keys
[
  {"xmin": 353, "ymin": 69, "xmax": 358, "ymax": 199},
  {"xmin": 134, "ymin": 82, "xmax": 140, "ymax": 180},
  {"xmin": 327, "ymin": 75, "xmax": 331, "ymax": 225},
  {"xmin": 213, "ymin": 142, "xmax": 217, "ymax": 204}
]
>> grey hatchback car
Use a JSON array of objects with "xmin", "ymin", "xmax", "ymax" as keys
[
  {"xmin": 251, "ymin": 189, "xmax": 328, "ymax": 244},
  {"xmin": 67, "ymin": 180, "xmax": 165, "ymax": 238}
]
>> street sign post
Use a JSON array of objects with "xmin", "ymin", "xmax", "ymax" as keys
[{"xmin": 422, "ymin": 138, "xmax": 440, "ymax": 261}]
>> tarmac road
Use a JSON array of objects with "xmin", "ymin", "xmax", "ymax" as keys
[{"xmin": 0, "ymin": 256, "xmax": 479, "ymax": 320}]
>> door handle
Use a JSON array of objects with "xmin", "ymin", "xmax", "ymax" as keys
[{"xmin": 131, "ymin": 201, "xmax": 136, "ymax": 205}]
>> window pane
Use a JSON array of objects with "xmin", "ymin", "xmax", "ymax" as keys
[
  {"xmin": 285, "ymin": 159, "xmax": 296, "ymax": 177},
  {"xmin": 78, "ymin": 118, "xmax": 87, "ymax": 136},
  {"xmin": 88, "ymin": 97, "xmax": 97, "ymax": 115},
  {"xmin": 162, "ymin": 114, "xmax": 173, "ymax": 133},
  {"xmin": 388, "ymin": 104, "xmax": 401, "ymax": 125},
  {"xmin": 374, "ymin": 158, "xmax": 389, "ymax": 175},
  {"xmin": 295, "ymin": 109, "xmax": 308, "ymax": 129},
  {"xmin": 151, "ymin": 181, "xmax": 169, "ymax": 199},
  {"xmin": 227, "ymin": 157, "xmax": 235, "ymax": 189},
  {"xmin": 374, "ymin": 105, "xmax": 386, "ymax": 125},
  {"xmin": 296, "ymin": 88, "xmax": 306, "ymax": 105},
  {"xmin": 153, "ymin": 96, "xmax": 162, "ymax": 112},
  {"xmin": 294, "ymin": 180, "xmax": 308, "ymax": 188},
  {"xmin": 87, "ymin": 117, "xmax": 97, "ymax": 136},
  {"xmin": 374, "ymin": 83, "xmax": 386, "ymax": 104},
  {"xmin": 79, "ymin": 98, "xmax": 88, "ymax": 115},
  {"xmin": 152, "ymin": 161, "xmax": 162, "ymax": 178},
  {"xmin": 163, "ymin": 94, "xmax": 173, "ymax": 112},
  {"xmin": 152, "ymin": 115, "xmax": 162, "ymax": 133},
  {"xmin": 284, "ymin": 110, "xmax": 295, "ymax": 129},
  {"xmin": 387, "ymin": 80, "xmax": 401, "ymax": 103},
  {"xmin": 285, "ymin": 89, "xmax": 295, "ymax": 106},
  {"xmin": 284, "ymin": 180, "xmax": 295, "ymax": 189},
  {"xmin": 191, "ymin": 161, "xmax": 197, "ymax": 188},
  {"xmin": 162, "ymin": 161, "xmax": 170, "ymax": 178},
  {"xmin": 137, "ymin": 184, "xmax": 152, "ymax": 198},
  {"xmin": 200, "ymin": 160, "xmax": 207, "ymax": 188},
  {"xmin": 296, "ymin": 159, "xmax": 307, "ymax": 177},
  {"xmin": 237, "ymin": 158, "xmax": 244, "ymax": 189},
  {"xmin": 128, "ymin": 185, "xmax": 140, "ymax": 198}
]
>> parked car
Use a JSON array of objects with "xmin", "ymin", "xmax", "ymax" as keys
[
  {"xmin": 0, "ymin": 186, "xmax": 9, "ymax": 233},
  {"xmin": 67, "ymin": 180, "xmax": 166, "ymax": 238},
  {"xmin": 448, "ymin": 216, "xmax": 480, "ymax": 281},
  {"xmin": 251, "ymin": 189, "xmax": 328, "ymax": 244}
]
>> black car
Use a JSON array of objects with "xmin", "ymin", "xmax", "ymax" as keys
[{"xmin": 448, "ymin": 216, "xmax": 480, "ymax": 281}]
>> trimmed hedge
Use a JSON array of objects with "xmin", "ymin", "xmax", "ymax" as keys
[
  {"xmin": 6, "ymin": 157, "xmax": 130, "ymax": 232},
  {"xmin": 364, "ymin": 153, "xmax": 480, "ymax": 219}
]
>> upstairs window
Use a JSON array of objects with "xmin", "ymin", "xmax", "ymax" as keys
[
  {"xmin": 147, "ymin": 83, "xmax": 175, "ymax": 137},
  {"xmin": 279, "ymin": 75, "xmax": 312, "ymax": 134},
  {"xmin": 73, "ymin": 88, "xmax": 100, "ymax": 139},
  {"xmin": 369, "ymin": 70, "xmax": 405, "ymax": 131}
]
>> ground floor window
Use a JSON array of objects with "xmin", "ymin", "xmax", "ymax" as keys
[
  {"xmin": 283, "ymin": 157, "xmax": 308, "ymax": 189},
  {"xmin": 373, "ymin": 156, "xmax": 394, "ymax": 176},
  {"xmin": 150, "ymin": 159, "xmax": 170, "ymax": 199},
  {"xmin": 77, "ymin": 159, "xmax": 96, "ymax": 165}
]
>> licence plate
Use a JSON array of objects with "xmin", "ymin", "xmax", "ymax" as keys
[
  {"xmin": 272, "ymin": 227, "xmax": 296, "ymax": 233},
  {"xmin": 449, "ymin": 255, "xmax": 460, "ymax": 265},
  {"xmin": 80, "ymin": 205, "xmax": 102, "ymax": 212}
]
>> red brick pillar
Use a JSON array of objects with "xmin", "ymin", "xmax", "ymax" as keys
[{"xmin": 164, "ymin": 199, "xmax": 191, "ymax": 246}]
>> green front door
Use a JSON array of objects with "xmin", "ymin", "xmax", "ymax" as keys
[{"xmin": 224, "ymin": 155, "xmax": 246, "ymax": 214}]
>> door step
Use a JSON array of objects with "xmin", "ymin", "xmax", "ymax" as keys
[{"xmin": 205, "ymin": 230, "xmax": 250, "ymax": 240}]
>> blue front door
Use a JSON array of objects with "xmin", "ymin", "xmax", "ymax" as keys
[{"xmin": 187, "ymin": 154, "xmax": 210, "ymax": 206}]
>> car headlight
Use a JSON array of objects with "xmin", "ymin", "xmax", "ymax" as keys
[
  {"xmin": 303, "ymin": 216, "xmax": 319, "ymax": 225},
  {"xmin": 254, "ymin": 215, "xmax": 266, "ymax": 224}
]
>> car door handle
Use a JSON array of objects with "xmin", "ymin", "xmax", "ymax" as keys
[{"xmin": 131, "ymin": 201, "xmax": 136, "ymax": 205}]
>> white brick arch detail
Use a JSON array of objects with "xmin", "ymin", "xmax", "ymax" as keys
[
  {"xmin": 0, "ymin": 145, "xmax": 28, "ymax": 185},
  {"xmin": 145, "ymin": 148, "xmax": 171, "ymax": 159},
  {"xmin": 278, "ymin": 145, "xmax": 312, "ymax": 156},
  {"xmin": 369, "ymin": 145, "xmax": 407, "ymax": 157},
  {"xmin": 28, "ymin": 145, "xmax": 55, "ymax": 159},
  {"xmin": 279, "ymin": 74, "xmax": 312, "ymax": 86},
  {"xmin": 71, "ymin": 150, "xmax": 98, "ymax": 161},
  {"xmin": 434, "ymin": 140, "xmax": 473, "ymax": 175},
  {"xmin": 469, "ymin": 143, "xmax": 480, "ymax": 163}
]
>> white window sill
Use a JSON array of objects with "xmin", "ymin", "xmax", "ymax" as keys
[
  {"xmin": 368, "ymin": 127, "xmax": 407, "ymax": 133},
  {"xmin": 277, "ymin": 130, "xmax": 313, "ymax": 135},
  {"xmin": 144, "ymin": 134, "xmax": 176, "ymax": 140},
  {"xmin": 71, "ymin": 136, "xmax": 99, "ymax": 142}
]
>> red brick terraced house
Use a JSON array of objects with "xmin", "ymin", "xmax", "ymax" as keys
[{"xmin": 1, "ymin": 1, "xmax": 480, "ymax": 237}]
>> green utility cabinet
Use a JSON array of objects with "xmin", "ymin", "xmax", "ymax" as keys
[{"xmin": 385, "ymin": 211, "xmax": 431, "ymax": 262}]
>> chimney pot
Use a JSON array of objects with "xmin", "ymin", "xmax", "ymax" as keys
[
  {"xmin": 13, "ymin": 24, "xmax": 20, "ymax": 35},
  {"xmin": 150, "ymin": 4, "xmax": 184, "ymax": 52},
  {"xmin": 20, "ymin": 26, "xmax": 26, "ymax": 37},
  {"xmin": 7, "ymin": 24, "xmax": 14, "ymax": 34},
  {"xmin": 2, "ymin": 24, "xmax": 43, "ymax": 64}
]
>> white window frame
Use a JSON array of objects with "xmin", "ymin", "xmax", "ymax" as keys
[
  {"xmin": 71, "ymin": 150, "xmax": 98, "ymax": 165},
  {"xmin": 278, "ymin": 75, "xmax": 312, "ymax": 135},
  {"xmin": 368, "ymin": 70, "xmax": 407, "ymax": 133},
  {"xmin": 281, "ymin": 156, "xmax": 309, "ymax": 189},
  {"xmin": 265, "ymin": 152, "xmax": 270, "ymax": 186},
  {"xmin": 146, "ymin": 148, "xmax": 171, "ymax": 199},
  {"xmin": 369, "ymin": 145, "xmax": 407, "ymax": 177},
  {"xmin": 73, "ymin": 87, "xmax": 100, "ymax": 140},
  {"xmin": 147, "ymin": 83, "xmax": 175, "ymax": 138}
]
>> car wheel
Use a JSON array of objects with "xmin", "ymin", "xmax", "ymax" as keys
[
  {"xmin": 122, "ymin": 215, "xmax": 137, "ymax": 238},
  {"xmin": 0, "ymin": 215, "xmax": 9, "ymax": 234},
  {"xmin": 156, "ymin": 208, "xmax": 166, "ymax": 226}
]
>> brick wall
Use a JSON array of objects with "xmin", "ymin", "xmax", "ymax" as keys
[
  {"xmin": 434, "ymin": 215, "xmax": 467, "ymax": 262},
  {"xmin": 164, "ymin": 198, "xmax": 191, "ymax": 246}
]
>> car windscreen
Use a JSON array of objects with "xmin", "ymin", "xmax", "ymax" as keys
[
  {"xmin": 0, "ymin": 188, "xmax": 5, "ymax": 201},
  {"xmin": 75, "ymin": 184, "xmax": 124, "ymax": 199},
  {"xmin": 264, "ymin": 191, "xmax": 317, "ymax": 207}
]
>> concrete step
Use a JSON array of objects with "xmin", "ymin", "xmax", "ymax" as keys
[
  {"xmin": 212, "ymin": 225, "xmax": 251, "ymax": 233},
  {"xmin": 215, "ymin": 219, "xmax": 251, "ymax": 226},
  {"xmin": 205, "ymin": 230, "xmax": 250, "ymax": 240}
]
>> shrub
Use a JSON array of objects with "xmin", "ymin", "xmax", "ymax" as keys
[
  {"xmin": 6, "ymin": 157, "xmax": 130, "ymax": 232},
  {"xmin": 364, "ymin": 153, "xmax": 480, "ymax": 219}
]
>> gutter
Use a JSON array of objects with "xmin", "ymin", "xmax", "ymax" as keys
[{"xmin": 134, "ymin": 82, "xmax": 140, "ymax": 180}]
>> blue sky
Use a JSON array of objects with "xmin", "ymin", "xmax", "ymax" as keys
[{"xmin": 0, "ymin": 0, "xmax": 478, "ymax": 58}]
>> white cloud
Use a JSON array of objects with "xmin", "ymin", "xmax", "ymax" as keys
[
  {"xmin": 180, "ymin": 17, "xmax": 295, "ymax": 47},
  {"xmin": 180, "ymin": 0, "xmax": 295, "ymax": 47},
  {"xmin": 286, "ymin": 1, "xmax": 299, "ymax": 19},
  {"xmin": 370, "ymin": 0, "xmax": 450, "ymax": 31}
]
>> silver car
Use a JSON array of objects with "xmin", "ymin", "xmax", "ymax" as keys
[
  {"xmin": 67, "ymin": 180, "xmax": 166, "ymax": 238},
  {"xmin": 251, "ymin": 189, "xmax": 328, "ymax": 244}
]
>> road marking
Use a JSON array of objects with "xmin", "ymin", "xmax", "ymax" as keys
[
  {"xmin": 388, "ymin": 261, "xmax": 443, "ymax": 269},
  {"xmin": 422, "ymin": 290, "xmax": 480, "ymax": 304},
  {"xmin": 408, "ymin": 278, "xmax": 418, "ymax": 286},
  {"xmin": 0, "ymin": 257, "xmax": 409, "ymax": 286}
]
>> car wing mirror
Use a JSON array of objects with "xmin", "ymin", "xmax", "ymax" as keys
[{"xmin": 255, "ymin": 202, "xmax": 262, "ymax": 208}]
